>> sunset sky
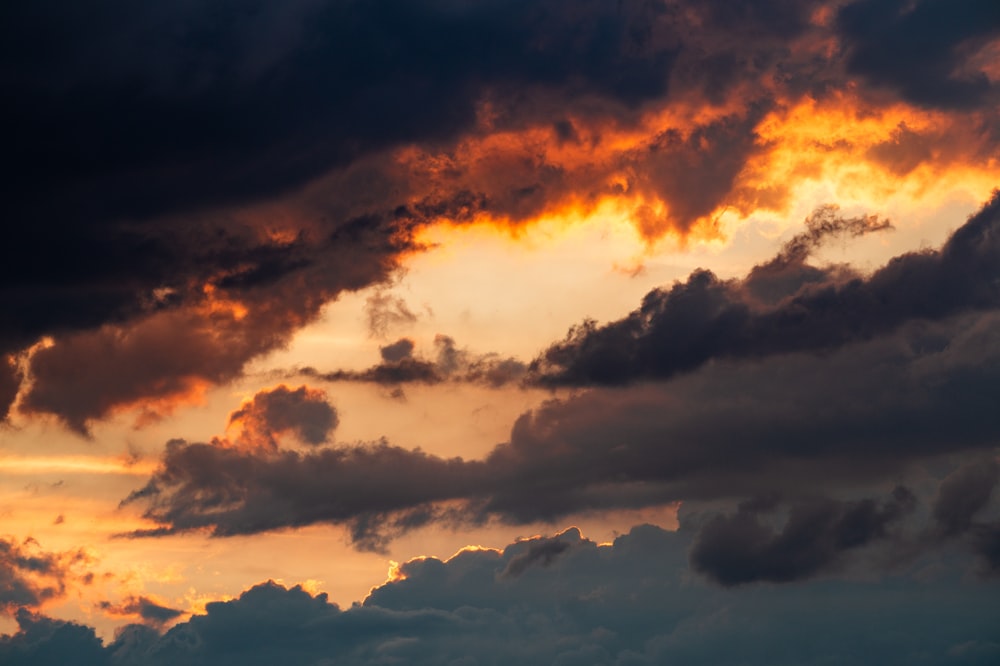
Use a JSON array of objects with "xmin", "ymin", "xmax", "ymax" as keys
[{"xmin": 2, "ymin": 1, "xmax": 1000, "ymax": 663}]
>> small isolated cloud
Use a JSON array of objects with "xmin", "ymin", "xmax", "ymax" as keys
[
  {"xmin": 98, "ymin": 595, "xmax": 184, "ymax": 628},
  {"xmin": 226, "ymin": 384, "xmax": 338, "ymax": 450},
  {"xmin": 379, "ymin": 338, "xmax": 416, "ymax": 363}
]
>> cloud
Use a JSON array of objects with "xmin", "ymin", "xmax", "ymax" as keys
[
  {"xmin": 379, "ymin": 338, "xmax": 416, "ymax": 363},
  {"xmin": 837, "ymin": 0, "xmax": 1000, "ymax": 109},
  {"xmin": 933, "ymin": 458, "xmax": 999, "ymax": 537},
  {"xmin": 499, "ymin": 532, "xmax": 574, "ymax": 578},
  {"xmin": 932, "ymin": 458, "xmax": 1000, "ymax": 575},
  {"xmin": 98, "ymin": 595, "xmax": 184, "ymax": 628},
  {"xmin": 0, "ymin": 0, "xmax": 689, "ymax": 363},
  {"xmin": 12, "ymin": 209, "xmax": 409, "ymax": 432},
  {"xmin": 365, "ymin": 293, "xmax": 419, "ymax": 339},
  {"xmin": 0, "ymin": 610, "xmax": 109, "ymax": 666},
  {"xmin": 527, "ymin": 192, "xmax": 998, "ymax": 387},
  {"xmin": 0, "ymin": 356, "xmax": 22, "ymax": 422},
  {"xmin": 0, "ymin": 537, "xmax": 90, "ymax": 615},
  {"xmin": 5, "ymin": 524, "xmax": 1000, "ymax": 665},
  {"xmin": 124, "ymin": 304, "xmax": 1000, "ymax": 561},
  {"xmin": 302, "ymin": 334, "xmax": 527, "ymax": 389},
  {"xmin": 690, "ymin": 488, "xmax": 916, "ymax": 586},
  {"xmin": 120, "ymin": 437, "xmax": 485, "ymax": 552},
  {"xmin": 226, "ymin": 385, "xmax": 338, "ymax": 450},
  {"xmin": 119, "ymin": 196, "xmax": 1000, "ymax": 546}
]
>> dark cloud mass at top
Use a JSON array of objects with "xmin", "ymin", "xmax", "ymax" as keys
[
  {"xmin": 838, "ymin": 0, "xmax": 1000, "ymax": 109},
  {"xmin": 2, "ymin": 0, "xmax": 998, "ymax": 426}
]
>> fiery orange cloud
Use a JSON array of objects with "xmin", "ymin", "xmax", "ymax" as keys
[{"xmin": 392, "ymin": 88, "xmax": 998, "ymax": 250}]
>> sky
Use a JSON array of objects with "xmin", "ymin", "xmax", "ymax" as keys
[{"xmin": 1, "ymin": 0, "xmax": 999, "ymax": 663}]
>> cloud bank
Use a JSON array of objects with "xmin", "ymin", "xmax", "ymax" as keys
[{"xmin": 3, "ymin": 525, "xmax": 999, "ymax": 665}]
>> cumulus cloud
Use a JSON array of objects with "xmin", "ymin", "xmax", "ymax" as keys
[
  {"xmin": 5, "ymin": 525, "xmax": 999, "ymax": 665},
  {"xmin": 226, "ymin": 385, "xmax": 338, "ymax": 450},
  {"xmin": 0, "ymin": 356, "xmax": 21, "ymax": 422}
]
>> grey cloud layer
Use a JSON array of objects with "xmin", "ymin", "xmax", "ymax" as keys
[{"xmin": 4, "ymin": 525, "xmax": 999, "ymax": 665}]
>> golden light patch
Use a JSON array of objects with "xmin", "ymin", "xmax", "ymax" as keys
[
  {"xmin": 126, "ymin": 377, "xmax": 213, "ymax": 429},
  {"xmin": 0, "ymin": 455, "xmax": 158, "ymax": 476},
  {"xmin": 395, "ymin": 89, "xmax": 997, "ymax": 253},
  {"xmin": 199, "ymin": 283, "xmax": 250, "ymax": 321}
]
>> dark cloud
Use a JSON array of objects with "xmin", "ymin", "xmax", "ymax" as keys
[
  {"xmin": 99, "ymin": 596, "xmax": 184, "ymax": 627},
  {"xmin": 933, "ymin": 458, "xmax": 999, "ymax": 537},
  {"xmin": 15, "ymin": 212, "xmax": 409, "ymax": 432},
  {"xmin": 301, "ymin": 334, "xmax": 526, "ymax": 389},
  {"xmin": 120, "ymin": 438, "xmax": 487, "ymax": 551},
  {"xmin": 0, "ymin": 610, "xmax": 109, "ymax": 666},
  {"xmin": 932, "ymin": 458, "xmax": 1000, "ymax": 574},
  {"xmin": 6, "ymin": 525, "xmax": 1000, "ymax": 665},
  {"xmin": 0, "ymin": 537, "xmax": 89, "ymax": 614},
  {"xmin": 0, "ymin": 0, "xmax": 687, "ymax": 359},
  {"xmin": 379, "ymin": 338, "xmax": 416, "ymax": 363},
  {"xmin": 124, "ymin": 303, "xmax": 1000, "ymax": 558},
  {"xmin": 0, "ymin": 356, "xmax": 22, "ymax": 422},
  {"xmin": 690, "ymin": 488, "xmax": 916, "ymax": 586},
  {"xmin": 499, "ymin": 533, "xmax": 573, "ymax": 578},
  {"xmin": 226, "ymin": 384, "xmax": 338, "ymax": 450},
  {"xmin": 627, "ymin": 103, "xmax": 773, "ymax": 237},
  {"xmin": 3, "ymin": 0, "xmax": 996, "ymax": 430},
  {"xmin": 528, "ymin": 192, "xmax": 998, "ymax": 387},
  {"xmin": 837, "ymin": 0, "xmax": 1000, "ymax": 109}
]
